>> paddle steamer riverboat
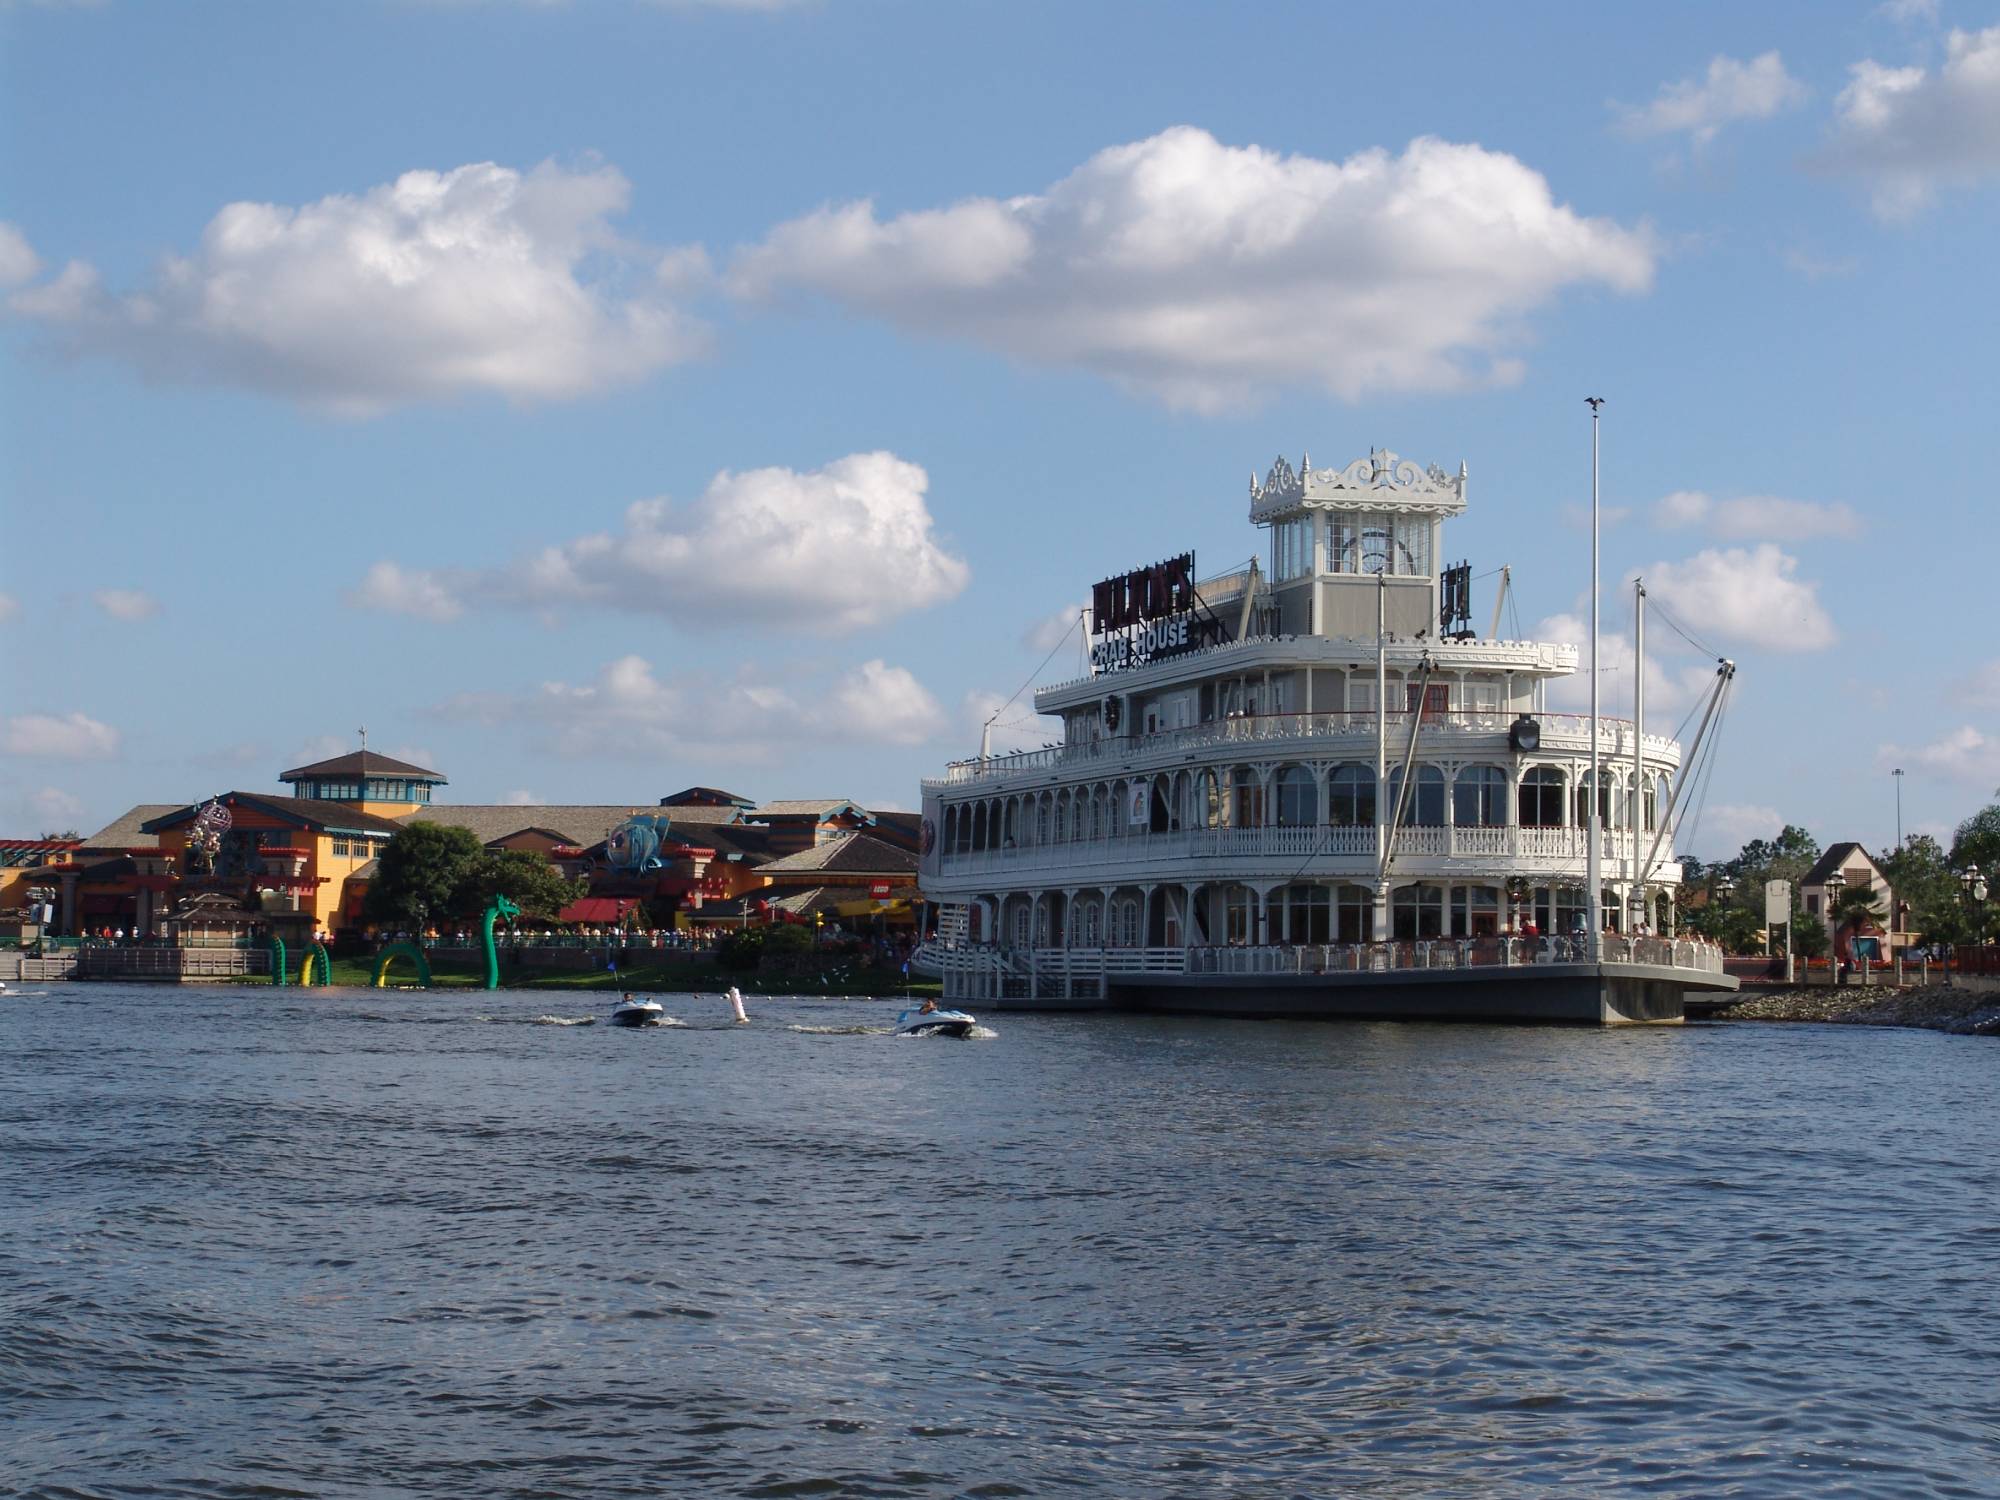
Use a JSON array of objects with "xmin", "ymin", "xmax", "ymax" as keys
[{"xmin": 916, "ymin": 448, "xmax": 1735, "ymax": 1023}]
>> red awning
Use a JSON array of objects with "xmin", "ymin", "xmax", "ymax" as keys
[{"xmin": 557, "ymin": 896, "xmax": 641, "ymax": 924}]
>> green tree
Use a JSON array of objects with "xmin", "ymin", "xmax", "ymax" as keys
[
  {"xmin": 1881, "ymin": 833, "xmax": 1971, "ymax": 946},
  {"xmin": 1788, "ymin": 900, "xmax": 1829, "ymax": 959},
  {"xmin": 1726, "ymin": 824, "xmax": 1821, "ymax": 890},
  {"xmin": 450, "ymin": 849, "xmax": 581, "ymax": 922},
  {"xmin": 1830, "ymin": 881, "xmax": 1887, "ymax": 933},
  {"xmin": 364, "ymin": 823, "xmax": 483, "ymax": 926},
  {"xmin": 1951, "ymin": 802, "xmax": 2000, "ymax": 879}
]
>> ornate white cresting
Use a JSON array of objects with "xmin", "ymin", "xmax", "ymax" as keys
[{"xmin": 1250, "ymin": 448, "xmax": 1468, "ymax": 521}]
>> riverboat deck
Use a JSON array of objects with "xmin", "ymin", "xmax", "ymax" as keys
[{"xmin": 915, "ymin": 934, "xmax": 1735, "ymax": 1025}]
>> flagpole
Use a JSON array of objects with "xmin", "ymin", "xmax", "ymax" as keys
[{"xmin": 1586, "ymin": 397, "xmax": 1604, "ymax": 962}]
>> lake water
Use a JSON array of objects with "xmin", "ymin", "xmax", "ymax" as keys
[{"xmin": 3, "ymin": 984, "xmax": 1996, "ymax": 1498}]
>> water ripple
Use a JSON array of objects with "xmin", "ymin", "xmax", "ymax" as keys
[{"xmin": 2, "ymin": 989, "xmax": 1996, "ymax": 1497}]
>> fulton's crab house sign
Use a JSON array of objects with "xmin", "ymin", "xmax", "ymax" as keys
[{"xmin": 1089, "ymin": 551, "xmax": 1227, "ymax": 673}]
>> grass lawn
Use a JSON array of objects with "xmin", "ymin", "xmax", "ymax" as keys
[{"xmin": 317, "ymin": 951, "xmax": 938, "ymax": 998}]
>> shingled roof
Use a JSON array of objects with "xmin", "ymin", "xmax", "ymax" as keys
[
  {"xmin": 280, "ymin": 749, "xmax": 447, "ymax": 783},
  {"xmin": 142, "ymin": 794, "xmax": 410, "ymax": 838},
  {"xmin": 83, "ymin": 804, "xmax": 185, "ymax": 850},
  {"xmin": 399, "ymin": 805, "xmax": 646, "ymax": 848},
  {"xmin": 1802, "ymin": 842, "xmax": 1876, "ymax": 886},
  {"xmin": 751, "ymin": 799, "xmax": 875, "ymax": 822},
  {"xmin": 753, "ymin": 832, "xmax": 917, "ymax": 877}
]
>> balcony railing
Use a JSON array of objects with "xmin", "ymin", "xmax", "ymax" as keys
[
  {"xmin": 929, "ymin": 709, "xmax": 1679, "ymax": 788},
  {"xmin": 933, "ymin": 822, "xmax": 1663, "ymax": 878},
  {"xmin": 924, "ymin": 934, "xmax": 1725, "ymax": 991}
]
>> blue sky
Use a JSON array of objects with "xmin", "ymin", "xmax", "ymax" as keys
[{"xmin": 3, "ymin": 0, "xmax": 1997, "ymax": 858}]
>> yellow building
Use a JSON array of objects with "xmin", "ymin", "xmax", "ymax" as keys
[{"xmin": 139, "ymin": 753, "xmax": 448, "ymax": 936}]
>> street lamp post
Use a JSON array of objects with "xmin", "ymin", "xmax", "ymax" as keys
[
  {"xmin": 1824, "ymin": 868, "xmax": 1846, "ymax": 985},
  {"xmin": 1892, "ymin": 767, "xmax": 1904, "ymax": 851},
  {"xmin": 1963, "ymin": 864, "xmax": 1988, "ymax": 954}
]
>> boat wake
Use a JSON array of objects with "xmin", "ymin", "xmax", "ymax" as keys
[{"xmin": 785, "ymin": 1023, "xmax": 893, "ymax": 1036}]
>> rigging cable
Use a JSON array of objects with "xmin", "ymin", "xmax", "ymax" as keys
[
  {"xmin": 983, "ymin": 610, "xmax": 1085, "ymax": 748},
  {"xmin": 1671, "ymin": 672, "xmax": 1735, "ymax": 864},
  {"xmin": 1648, "ymin": 597, "xmax": 1721, "ymax": 662}
]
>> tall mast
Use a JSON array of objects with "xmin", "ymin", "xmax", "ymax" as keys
[
  {"xmin": 1632, "ymin": 577, "xmax": 1646, "ymax": 920},
  {"xmin": 1586, "ymin": 398, "xmax": 1604, "ymax": 960},
  {"xmin": 1374, "ymin": 568, "xmax": 1389, "ymax": 943}
]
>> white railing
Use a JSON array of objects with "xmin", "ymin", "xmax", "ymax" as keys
[
  {"xmin": 928, "ymin": 933, "xmax": 1724, "ymax": 999},
  {"xmin": 936, "ymin": 823, "xmax": 1655, "ymax": 877},
  {"xmin": 929, "ymin": 710, "xmax": 1680, "ymax": 788}
]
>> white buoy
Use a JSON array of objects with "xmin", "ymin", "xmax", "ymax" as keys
[{"xmin": 726, "ymin": 986, "xmax": 748, "ymax": 1023}]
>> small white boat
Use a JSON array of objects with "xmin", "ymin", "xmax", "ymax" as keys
[
  {"xmin": 894, "ymin": 1004, "xmax": 978, "ymax": 1038},
  {"xmin": 609, "ymin": 996, "xmax": 667, "ymax": 1027}
]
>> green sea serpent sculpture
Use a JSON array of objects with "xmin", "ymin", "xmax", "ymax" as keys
[
  {"xmin": 483, "ymin": 895, "xmax": 521, "ymax": 991},
  {"xmin": 372, "ymin": 941, "xmax": 432, "ymax": 988}
]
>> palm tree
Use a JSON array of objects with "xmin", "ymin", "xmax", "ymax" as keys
[{"xmin": 1830, "ymin": 883, "xmax": 1887, "ymax": 944}]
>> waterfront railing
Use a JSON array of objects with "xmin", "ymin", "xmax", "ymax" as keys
[
  {"xmin": 928, "ymin": 710, "xmax": 1681, "ymax": 788},
  {"xmin": 918, "ymin": 933, "xmax": 1726, "ymax": 999}
]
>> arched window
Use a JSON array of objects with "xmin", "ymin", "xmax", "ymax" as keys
[
  {"xmin": 1275, "ymin": 765, "xmax": 1318, "ymax": 827},
  {"xmin": 1386, "ymin": 765, "xmax": 1446, "ymax": 826},
  {"xmin": 1232, "ymin": 768, "xmax": 1266, "ymax": 828},
  {"xmin": 1520, "ymin": 767, "xmax": 1564, "ymax": 827},
  {"xmin": 1454, "ymin": 766, "xmax": 1509, "ymax": 827},
  {"xmin": 1644, "ymin": 773, "xmax": 1666, "ymax": 833},
  {"xmin": 1451, "ymin": 884, "xmax": 1500, "ymax": 937},
  {"xmin": 1224, "ymin": 885, "xmax": 1255, "ymax": 944},
  {"xmin": 1574, "ymin": 772, "xmax": 1614, "ymax": 830},
  {"xmin": 1392, "ymin": 883, "xmax": 1447, "ymax": 940},
  {"xmin": 1328, "ymin": 764, "xmax": 1376, "ymax": 827},
  {"xmin": 1281, "ymin": 883, "xmax": 1332, "ymax": 943},
  {"xmin": 1333, "ymin": 883, "xmax": 1375, "ymax": 942},
  {"xmin": 1192, "ymin": 776, "xmax": 1224, "ymax": 836},
  {"xmin": 1035, "ymin": 796, "xmax": 1051, "ymax": 845}
]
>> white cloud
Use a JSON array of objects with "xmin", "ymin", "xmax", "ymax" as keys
[
  {"xmin": 91, "ymin": 587, "xmax": 161, "ymax": 621},
  {"xmin": 439, "ymin": 653, "xmax": 946, "ymax": 759},
  {"xmin": 1641, "ymin": 545, "xmax": 1835, "ymax": 651},
  {"xmin": 501, "ymin": 789, "xmax": 544, "ymax": 806},
  {"xmin": 8, "ymin": 160, "xmax": 708, "ymax": 414},
  {"xmin": 1691, "ymin": 804, "xmax": 1787, "ymax": 858},
  {"xmin": 1879, "ymin": 0, "xmax": 1939, "ymax": 25},
  {"xmin": 290, "ymin": 734, "xmax": 349, "ymax": 764},
  {"xmin": 1822, "ymin": 27, "xmax": 2000, "ymax": 217},
  {"xmin": 0, "ymin": 222, "xmax": 40, "ymax": 289},
  {"xmin": 1652, "ymin": 490, "xmax": 1862, "ymax": 540},
  {"xmin": 1618, "ymin": 52, "xmax": 1808, "ymax": 144},
  {"xmin": 0, "ymin": 591, "xmax": 18, "ymax": 622},
  {"xmin": 731, "ymin": 126, "xmax": 1655, "ymax": 411},
  {"xmin": 1022, "ymin": 602, "xmax": 1089, "ymax": 653},
  {"xmin": 347, "ymin": 561, "xmax": 465, "ymax": 622},
  {"xmin": 1782, "ymin": 247, "xmax": 1860, "ymax": 280},
  {"xmin": 1949, "ymin": 660, "xmax": 2000, "ymax": 709},
  {"xmin": 1532, "ymin": 612, "xmax": 1724, "ymax": 716},
  {"xmin": 1878, "ymin": 725, "xmax": 2000, "ymax": 784},
  {"xmin": 352, "ymin": 451, "xmax": 966, "ymax": 632},
  {"xmin": 387, "ymin": 744, "xmax": 438, "ymax": 770},
  {"xmin": 28, "ymin": 787, "xmax": 86, "ymax": 828},
  {"xmin": 2, "ymin": 711, "xmax": 119, "ymax": 759}
]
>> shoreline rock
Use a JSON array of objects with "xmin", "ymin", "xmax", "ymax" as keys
[{"xmin": 1717, "ymin": 983, "xmax": 2000, "ymax": 1036}]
